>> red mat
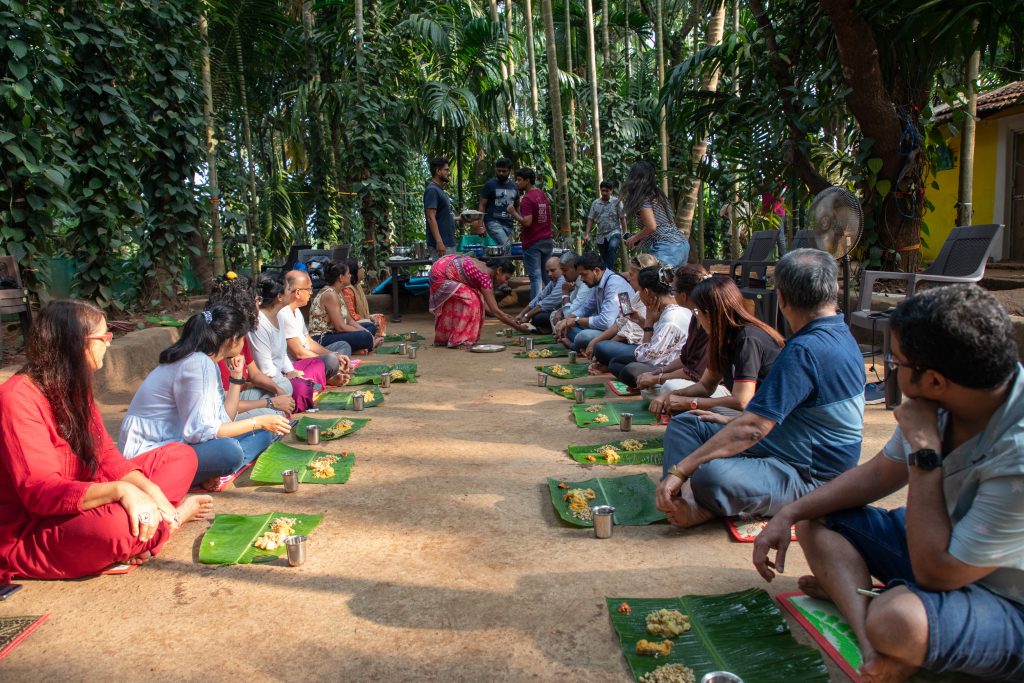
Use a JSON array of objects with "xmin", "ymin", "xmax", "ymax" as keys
[
  {"xmin": 99, "ymin": 562, "xmax": 138, "ymax": 576},
  {"xmin": 777, "ymin": 592, "xmax": 860, "ymax": 682},
  {"xmin": 725, "ymin": 516, "xmax": 797, "ymax": 543},
  {"xmin": 0, "ymin": 614, "xmax": 49, "ymax": 663}
]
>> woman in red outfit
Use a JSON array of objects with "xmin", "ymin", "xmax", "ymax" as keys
[{"xmin": 0, "ymin": 300, "xmax": 212, "ymax": 581}]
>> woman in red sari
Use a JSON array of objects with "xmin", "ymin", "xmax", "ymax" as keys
[
  {"xmin": 429, "ymin": 255, "xmax": 526, "ymax": 347},
  {"xmin": 0, "ymin": 300, "xmax": 212, "ymax": 581}
]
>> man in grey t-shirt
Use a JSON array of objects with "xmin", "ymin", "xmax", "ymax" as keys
[{"xmin": 586, "ymin": 180, "xmax": 625, "ymax": 270}]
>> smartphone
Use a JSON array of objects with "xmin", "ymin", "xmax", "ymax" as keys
[
  {"xmin": 0, "ymin": 583, "xmax": 23, "ymax": 600},
  {"xmin": 618, "ymin": 292, "xmax": 633, "ymax": 316}
]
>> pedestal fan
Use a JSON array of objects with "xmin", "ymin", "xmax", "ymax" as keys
[{"xmin": 806, "ymin": 187, "xmax": 864, "ymax": 319}]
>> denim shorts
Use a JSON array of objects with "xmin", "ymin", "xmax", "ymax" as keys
[{"xmin": 826, "ymin": 506, "xmax": 1024, "ymax": 680}]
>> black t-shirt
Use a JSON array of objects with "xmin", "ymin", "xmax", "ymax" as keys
[
  {"xmin": 679, "ymin": 316, "xmax": 709, "ymax": 382},
  {"xmin": 424, "ymin": 182, "xmax": 456, "ymax": 248},
  {"xmin": 722, "ymin": 325, "xmax": 782, "ymax": 391},
  {"xmin": 480, "ymin": 177, "xmax": 519, "ymax": 227}
]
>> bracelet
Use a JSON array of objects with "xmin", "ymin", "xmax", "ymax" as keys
[
  {"xmin": 265, "ymin": 397, "xmax": 274, "ymax": 409},
  {"xmin": 229, "ymin": 376, "xmax": 246, "ymax": 386},
  {"xmin": 643, "ymin": 326, "xmax": 654, "ymax": 332},
  {"xmin": 667, "ymin": 465, "xmax": 689, "ymax": 482}
]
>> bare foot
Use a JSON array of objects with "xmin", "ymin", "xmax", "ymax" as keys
[
  {"xmin": 665, "ymin": 496, "xmax": 715, "ymax": 528},
  {"xmin": 127, "ymin": 551, "xmax": 153, "ymax": 566},
  {"xmin": 797, "ymin": 575, "xmax": 831, "ymax": 600},
  {"xmin": 176, "ymin": 495, "xmax": 214, "ymax": 525},
  {"xmin": 860, "ymin": 650, "xmax": 918, "ymax": 683},
  {"xmin": 587, "ymin": 363, "xmax": 609, "ymax": 375}
]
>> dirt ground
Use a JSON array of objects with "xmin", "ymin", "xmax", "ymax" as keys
[{"xmin": 2, "ymin": 312, "xmax": 906, "ymax": 682}]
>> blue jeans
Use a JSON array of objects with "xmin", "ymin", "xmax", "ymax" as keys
[
  {"xmin": 646, "ymin": 239, "xmax": 690, "ymax": 267},
  {"xmin": 485, "ymin": 220, "xmax": 514, "ymax": 247},
  {"xmin": 313, "ymin": 330, "xmax": 373, "ymax": 353},
  {"xmin": 191, "ymin": 430, "xmax": 275, "ymax": 486},
  {"xmin": 523, "ymin": 238, "xmax": 554, "ymax": 300},
  {"xmin": 566, "ymin": 326, "xmax": 602, "ymax": 352},
  {"xmin": 358, "ymin": 320, "xmax": 378, "ymax": 336},
  {"xmin": 593, "ymin": 339, "xmax": 637, "ymax": 366},
  {"xmin": 598, "ymin": 234, "xmax": 622, "ymax": 271},
  {"xmin": 825, "ymin": 506, "xmax": 1024, "ymax": 680}
]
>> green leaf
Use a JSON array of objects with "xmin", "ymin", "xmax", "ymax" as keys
[
  {"xmin": 293, "ymin": 416, "xmax": 370, "ymax": 441},
  {"xmin": 567, "ymin": 437, "xmax": 665, "ymax": 465},
  {"xmin": 8, "ymin": 39, "xmax": 27, "ymax": 59},
  {"xmin": 43, "ymin": 168, "xmax": 65, "ymax": 186},
  {"xmin": 547, "ymin": 383, "xmax": 607, "ymax": 400},
  {"xmin": 572, "ymin": 399, "xmax": 658, "ymax": 428},
  {"xmin": 546, "ymin": 474, "xmax": 665, "ymax": 527},
  {"xmin": 866, "ymin": 158, "xmax": 883, "ymax": 174},
  {"xmin": 875, "ymin": 179, "xmax": 892, "ymax": 197},
  {"xmin": 198, "ymin": 512, "xmax": 323, "ymax": 565},
  {"xmin": 9, "ymin": 61, "xmax": 27, "ymax": 80},
  {"xmin": 315, "ymin": 386, "xmax": 384, "ymax": 410},
  {"xmin": 249, "ymin": 442, "xmax": 354, "ymax": 485}
]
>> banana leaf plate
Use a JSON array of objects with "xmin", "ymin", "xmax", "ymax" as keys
[
  {"xmin": 349, "ymin": 362, "xmax": 418, "ymax": 384},
  {"xmin": 536, "ymin": 363, "xmax": 591, "ymax": 379},
  {"xmin": 607, "ymin": 588, "xmax": 829, "ymax": 683},
  {"xmin": 383, "ymin": 332, "xmax": 425, "ymax": 342},
  {"xmin": 249, "ymin": 442, "xmax": 354, "ymax": 485},
  {"xmin": 374, "ymin": 344, "xmax": 403, "ymax": 354},
  {"xmin": 293, "ymin": 416, "xmax": 369, "ymax": 441},
  {"xmin": 315, "ymin": 386, "xmax": 384, "ymax": 410},
  {"xmin": 145, "ymin": 315, "xmax": 184, "ymax": 327},
  {"xmin": 547, "ymin": 383, "xmax": 607, "ymax": 400},
  {"xmin": 546, "ymin": 473, "xmax": 664, "ymax": 527},
  {"xmin": 572, "ymin": 399, "xmax": 658, "ymax": 428},
  {"xmin": 199, "ymin": 512, "xmax": 324, "ymax": 565},
  {"xmin": 567, "ymin": 437, "xmax": 665, "ymax": 465},
  {"xmin": 514, "ymin": 345, "xmax": 570, "ymax": 359}
]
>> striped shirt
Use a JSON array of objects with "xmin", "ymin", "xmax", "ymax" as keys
[{"xmin": 635, "ymin": 198, "xmax": 686, "ymax": 248}]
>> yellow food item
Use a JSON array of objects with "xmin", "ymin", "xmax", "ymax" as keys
[
  {"xmin": 563, "ymin": 487, "xmax": 596, "ymax": 521},
  {"xmin": 585, "ymin": 404, "xmax": 603, "ymax": 413},
  {"xmin": 620, "ymin": 439, "xmax": 646, "ymax": 451},
  {"xmin": 593, "ymin": 414, "xmax": 609, "ymax": 423},
  {"xmin": 638, "ymin": 664, "xmax": 696, "ymax": 683},
  {"xmin": 645, "ymin": 609, "xmax": 692, "ymax": 638},
  {"xmin": 549, "ymin": 364, "xmax": 570, "ymax": 377},
  {"xmin": 389, "ymin": 369, "xmax": 405, "ymax": 380},
  {"xmin": 270, "ymin": 517, "xmax": 297, "ymax": 534},
  {"xmin": 254, "ymin": 517, "xmax": 298, "ymax": 550},
  {"xmin": 635, "ymin": 639, "xmax": 673, "ymax": 658},
  {"xmin": 527, "ymin": 348, "xmax": 554, "ymax": 359},
  {"xmin": 357, "ymin": 390, "xmax": 376, "ymax": 402},
  {"xmin": 560, "ymin": 385, "xmax": 576, "ymax": 395},
  {"xmin": 322, "ymin": 419, "xmax": 355, "ymax": 439},
  {"xmin": 308, "ymin": 454, "xmax": 341, "ymax": 479},
  {"xmin": 597, "ymin": 445, "xmax": 622, "ymax": 464}
]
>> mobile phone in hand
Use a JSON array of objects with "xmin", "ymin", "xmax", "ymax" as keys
[
  {"xmin": 618, "ymin": 292, "xmax": 633, "ymax": 316},
  {"xmin": 0, "ymin": 583, "xmax": 23, "ymax": 601}
]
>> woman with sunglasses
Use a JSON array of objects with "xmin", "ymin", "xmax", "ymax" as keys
[
  {"xmin": 649, "ymin": 274, "xmax": 785, "ymax": 416},
  {"xmin": 0, "ymin": 300, "xmax": 211, "ymax": 580}
]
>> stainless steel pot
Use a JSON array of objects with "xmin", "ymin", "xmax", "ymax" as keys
[{"xmin": 484, "ymin": 245, "xmax": 505, "ymax": 257}]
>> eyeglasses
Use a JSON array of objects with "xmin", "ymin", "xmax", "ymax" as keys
[
  {"xmin": 86, "ymin": 332, "xmax": 114, "ymax": 343},
  {"xmin": 293, "ymin": 287, "xmax": 312, "ymax": 293},
  {"xmin": 884, "ymin": 353, "xmax": 925, "ymax": 371}
]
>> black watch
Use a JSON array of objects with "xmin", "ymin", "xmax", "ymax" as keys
[
  {"xmin": 265, "ymin": 397, "xmax": 274, "ymax": 409},
  {"xmin": 908, "ymin": 448, "xmax": 942, "ymax": 470},
  {"xmin": 228, "ymin": 376, "xmax": 246, "ymax": 386}
]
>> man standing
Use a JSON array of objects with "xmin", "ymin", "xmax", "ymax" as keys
[
  {"xmin": 655, "ymin": 249, "xmax": 865, "ymax": 527},
  {"xmin": 424, "ymin": 156, "xmax": 460, "ymax": 258},
  {"xmin": 754, "ymin": 284, "xmax": 1024, "ymax": 683},
  {"xmin": 586, "ymin": 180, "xmax": 626, "ymax": 270},
  {"xmin": 514, "ymin": 255, "xmax": 563, "ymax": 333},
  {"xmin": 507, "ymin": 167, "xmax": 553, "ymax": 300},
  {"xmin": 556, "ymin": 252, "xmax": 632, "ymax": 352},
  {"xmin": 476, "ymin": 157, "xmax": 519, "ymax": 251},
  {"xmin": 278, "ymin": 270, "xmax": 351, "ymax": 384}
]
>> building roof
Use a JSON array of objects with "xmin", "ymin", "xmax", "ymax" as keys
[{"xmin": 932, "ymin": 80, "xmax": 1024, "ymax": 124}]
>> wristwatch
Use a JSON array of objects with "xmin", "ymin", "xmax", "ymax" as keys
[
  {"xmin": 228, "ymin": 376, "xmax": 246, "ymax": 386},
  {"xmin": 667, "ymin": 465, "xmax": 689, "ymax": 482},
  {"xmin": 689, "ymin": 399, "xmax": 699, "ymax": 411},
  {"xmin": 265, "ymin": 397, "xmax": 274, "ymax": 409},
  {"xmin": 908, "ymin": 448, "xmax": 942, "ymax": 470}
]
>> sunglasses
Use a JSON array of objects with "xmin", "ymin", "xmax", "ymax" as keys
[{"xmin": 86, "ymin": 332, "xmax": 114, "ymax": 343}]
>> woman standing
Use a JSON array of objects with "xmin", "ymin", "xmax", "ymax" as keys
[
  {"xmin": 119, "ymin": 304, "xmax": 291, "ymax": 489},
  {"xmin": 428, "ymin": 255, "xmax": 527, "ymax": 348},
  {"xmin": 620, "ymin": 160, "xmax": 690, "ymax": 266},
  {"xmin": 0, "ymin": 301, "xmax": 211, "ymax": 580},
  {"xmin": 649, "ymin": 275, "xmax": 784, "ymax": 415},
  {"xmin": 308, "ymin": 261, "xmax": 377, "ymax": 354}
]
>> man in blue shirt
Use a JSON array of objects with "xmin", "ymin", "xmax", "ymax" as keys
[
  {"xmin": 655, "ymin": 248, "xmax": 865, "ymax": 527},
  {"xmin": 474, "ymin": 157, "xmax": 519, "ymax": 250},
  {"xmin": 514, "ymin": 255, "xmax": 564, "ymax": 333},
  {"xmin": 424, "ymin": 156, "xmax": 464, "ymax": 258},
  {"xmin": 557, "ymin": 252, "xmax": 633, "ymax": 352}
]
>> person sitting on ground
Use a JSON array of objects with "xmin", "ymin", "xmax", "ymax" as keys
[
  {"xmin": 207, "ymin": 274, "xmax": 295, "ymax": 420},
  {"xmin": 648, "ymin": 274, "xmax": 783, "ymax": 416},
  {"xmin": 591, "ymin": 266, "xmax": 692, "ymax": 388},
  {"xmin": 0, "ymin": 300, "xmax": 212, "ymax": 580},
  {"xmin": 278, "ymin": 269, "xmax": 351, "ymax": 385},
  {"xmin": 632, "ymin": 264, "xmax": 725, "ymax": 398},
  {"xmin": 550, "ymin": 252, "xmax": 591, "ymax": 337},
  {"xmin": 429, "ymin": 254, "xmax": 528, "ymax": 348},
  {"xmin": 654, "ymin": 248, "xmax": 865, "ymax": 527},
  {"xmin": 119, "ymin": 304, "xmax": 292, "ymax": 489},
  {"xmin": 342, "ymin": 258, "xmax": 387, "ymax": 339},
  {"xmin": 582, "ymin": 253, "xmax": 659, "ymax": 371},
  {"xmin": 248, "ymin": 276, "xmax": 327, "ymax": 413},
  {"xmin": 753, "ymin": 284, "xmax": 1024, "ymax": 683},
  {"xmin": 308, "ymin": 261, "xmax": 378, "ymax": 355},
  {"xmin": 514, "ymin": 255, "xmax": 564, "ymax": 333},
  {"xmin": 555, "ymin": 252, "xmax": 633, "ymax": 353}
]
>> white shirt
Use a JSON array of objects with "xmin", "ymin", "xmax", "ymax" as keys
[
  {"xmin": 118, "ymin": 353, "xmax": 230, "ymax": 458},
  {"xmin": 277, "ymin": 306, "xmax": 310, "ymax": 351},
  {"xmin": 249, "ymin": 310, "xmax": 294, "ymax": 378}
]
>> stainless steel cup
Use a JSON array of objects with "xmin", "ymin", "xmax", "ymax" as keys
[
  {"xmin": 380, "ymin": 373, "xmax": 391, "ymax": 389},
  {"xmin": 352, "ymin": 393, "xmax": 365, "ymax": 411},
  {"xmin": 408, "ymin": 345, "xmax": 418, "ymax": 359},
  {"xmin": 574, "ymin": 387, "xmax": 587, "ymax": 404},
  {"xmin": 592, "ymin": 505, "xmax": 615, "ymax": 539},
  {"xmin": 619, "ymin": 412, "xmax": 634, "ymax": 431},
  {"xmin": 505, "ymin": 327, "xmax": 514, "ymax": 337},
  {"xmin": 282, "ymin": 469, "xmax": 299, "ymax": 493},
  {"xmin": 398, "ymin": 342, "xmax": 407, "ymax": 354},
  {"xmin": 285, "ymin": 535, "xmax": 308, "ymax": 566},
  {"xmin": 517, "ymin": 336, "xmax": 525, "ymax": 347},
  {"xmin": 408, "ymin": 331, "xmax": 418, "ymax": 341},
  {"xmin": 701, "ymin": 674, "xmax": 743, "ymax": 683},
  {"xmin": 537, "ymin": 372, "xmax": 548, "ymax": 387},
  {"xmin": 568, "ymin": 351, "xmax": 578, "ymax": 364},
  {"xmin": 525, "ymin": 338, "xmax": 534, "ymax": 351},
  {"xmin": 305, "ymin": 424, "xmax": 320, "ymax": 445}
]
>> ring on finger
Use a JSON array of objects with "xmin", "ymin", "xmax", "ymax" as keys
[{"xmin": 138, "ymin": 511, "xmax": 153, "ymax": 524}]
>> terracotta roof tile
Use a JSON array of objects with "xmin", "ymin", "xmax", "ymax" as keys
[{"xmin": 932, "ymin": 80, "xmax": 1024, "ymax": 124}]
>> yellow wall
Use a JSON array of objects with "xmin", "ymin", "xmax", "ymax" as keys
[{"xmin": 922, "ymin": 111, "xmax": 1008, "ymax": 260}]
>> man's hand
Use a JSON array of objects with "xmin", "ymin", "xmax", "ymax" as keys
[
  {"xmin": 752, "ymin": 512, "xmax": 796, "ymax": 582},
  {"xmin": 636, "ymin": 372, "xmax": 658, "ymax": 389},
  {"xmin": 687, "ymin": 409, "xmax": 731, "ymax": 425},
  {"xmin": 436, "ymin": 244, "xmax": 447, "ymax": 257},
  {"xmin": 585, "ymin": 339, "xmax": 597, "ymax": 358},
  {"xmin": 893, "ymin": 397, "xmax": 942, "ymax": 452},
  {"xmin": 655, "ymin": 471, "xmax": 687, "ymax": 512}
]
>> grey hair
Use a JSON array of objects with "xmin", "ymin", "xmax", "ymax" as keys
[
  {"xmin": 774, "ymin": 248, "xmax": 838, "ymax": 310},
  {"xmin": 558, "ymin": 251, "xmax": 577, "ymax": 268}
]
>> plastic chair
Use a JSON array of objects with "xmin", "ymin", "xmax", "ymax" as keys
[
  {"xmin": 849, "ymin": 223, "xmax": 1004, "ymax": 407},
  {"xmin": 788, "ymin": 229, "xmax": 816, "ymax": 251},
  {"xmin": 0, "ymin": 255, "xmax": 32, "ymax": 364},
  {"xmin": 704, "ymin": 229, "xmax": 780, "ymax": 288}
]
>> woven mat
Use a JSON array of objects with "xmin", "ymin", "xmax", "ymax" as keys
[{"xmin": 0, "ymin": 614, "xmax": 49, "ymax": 662}]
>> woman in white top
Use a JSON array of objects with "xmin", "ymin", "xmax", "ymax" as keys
[
  {"xmin": 248, "ymin": 276, "xmax": 329, "ymax": 413},
  {"xmin": 119, "ymin": 304, "xmax": 291, "ymax": 489}
]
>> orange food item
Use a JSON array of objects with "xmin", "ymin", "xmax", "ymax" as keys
[{"xmin": 617, "ymin": 602, "xmax": 632, "ymax": 614}]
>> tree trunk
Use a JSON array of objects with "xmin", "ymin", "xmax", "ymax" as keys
[
  {"xmin": 584, "ymin": 0, "xmax": 603, "ymax": 185},
  {"xmin": 524, "ymin": 0, "xmax": 541, "ymax": 129},
  {"xmin": 601, "ymin": 0, "xmax": 611, "ymax": 77},
  {"xmin": 957, "ymin": 31, "xmax": 980, "ymax": 227},
  {"xmin": 199, "ymin": 6, "xmax": 223, "ymax": 277},
  {"xmin": 565, "ymin": 0, "xmax": 578, "ymax": 164},
  {"xmin": 492, "ymin": 0, "xmax": 514, "ymax": 132},
  {"xmin": 541, "ymin": 0, "xmax": 571, "ymax": 234},
  {"xmin": 655, "ymin": 0, "xmax": 668, "ymax": 195},
  {"xmin": 234, "ymin": 33, "xmax": 258, "ymax": 273},
  {"xmin": 675, "ymin": 2, "xmax": 726, "ymax": 237}
]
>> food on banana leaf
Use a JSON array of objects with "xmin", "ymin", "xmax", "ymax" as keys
[
  {"xmin": 389, "ymin": 369, "xmax": 405, "ymax": 380},
  {"xmin": 557, "ymin": 482, "xmax": 570, "ymax": 489},
  {"xmin": 559, "ymin": 384, "xmax": 576, "ymax": 396},
  {"xmin": 585, "ymin": 455, "xmax": 597, "ymax": 463},
  {"xmin": 322, "ymin": 419, "xmax": 355, "ymax": 439},
  {"xmin": 616, "ymin": 602, "xmax": 632, "ymax": 615},
  {"xmin": 356, "ymin": 390, "xmax": 376, "ymax": 402},
  {"xmin": 549, "ymin": 364, "xmax": 570, "ymax": 378},
  {"xmin": 563, "ymin": 488, "xmax": 596, "ymax": 521},
  {"xmin": 593, "ymin": 414, "xmax": 609, "ymax": 423},
  {"xmin": 639, "ymin": 664, "xmax": 696, "ymax": 683},
  {"xmin": 585, "ymin": 404, "xmax": 603, "ymax": 413},
  {"xmin": 635, "ymin": 639, "xmax": 673, "ymax": 658},
  {"xmin": 527, "ymin": 348, "xmax": 553, "ymax": 358},
  {"xmin": 253, "ymin": 517, "xmax": 298, "ymax": 550},
  {"xmin": 645, "ymin": 609, "xmax": 692, "ymax": 638},
  {"xmin": 620, "ymin": 439, "xmax": 646, "ymax": 451},
  {"xmin": 308, "ymin": 454, "xmax": 341, "ymax": 479},
  {"xmin": 597, "ymin": 445, "xmax": 621, "ymax": 464}
]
